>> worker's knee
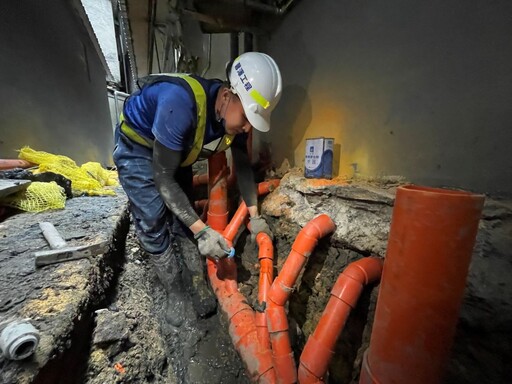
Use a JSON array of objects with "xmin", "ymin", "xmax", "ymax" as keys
[{"xmin": 133, "ymin": 214, "xmax": 171, "ymax": 255}]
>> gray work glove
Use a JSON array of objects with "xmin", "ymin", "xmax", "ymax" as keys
[
  {"xmin": 249, "ymin": 215, "xmax": 273, "ymax": 241},
  {"xmin": 194, "ymin": 226, "xmax": 230, "ymax": 261}
]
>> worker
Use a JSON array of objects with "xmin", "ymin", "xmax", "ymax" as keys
[{"xmin": 113, "ymin": 52, "xmax": 282, "ymax": 327}]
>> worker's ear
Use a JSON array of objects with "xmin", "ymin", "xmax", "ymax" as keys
[{"xmin": 221, "ymin": 87, "xmax": 231, "ymax": 100}]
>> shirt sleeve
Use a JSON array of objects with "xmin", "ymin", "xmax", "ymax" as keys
[
  {"xmin": 231, "ymin": 143, "xmax": 258, "ymax": 208},
  {"xmin": 153, "ymin": 140, "xmax": 200, "ymax": 227},
  {"xmin": 151, "ymin": 84, "xmax": 195, "ymax": 151}
]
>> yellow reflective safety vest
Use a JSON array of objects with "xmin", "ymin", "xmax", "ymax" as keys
[{"xmin": 120, "ymin": 74, "xmax": 234, "ymax": 167}]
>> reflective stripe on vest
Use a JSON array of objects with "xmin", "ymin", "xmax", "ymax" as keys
[
  {"xmin": 173, "ymin": 74, "xmax": 208, "ymax": 167},
  {"xmin": 120, "ymin": 113, "xmax": 153, "ymax": 148}
]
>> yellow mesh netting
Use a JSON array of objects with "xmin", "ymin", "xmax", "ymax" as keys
[
  {"xmin": 18, "ymin": 147, "xmax": 118, "ymax": 196},
  {"xmin": 3, "ymin": 181, "xmax": 66, "ymax": 212}
]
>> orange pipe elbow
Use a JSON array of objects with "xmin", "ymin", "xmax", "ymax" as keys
[
  {"xmin": 267, "ymin": 214, "xmax": 336, "ymax": 384},
  {"xmin": 268, "ymin": 214, "xmax": 336, "ymax": 306},
  {"xmin": 299, "ymin": 257, "xmax": 384, "ymax": 384},
  {"xmin": 360, "ymin": 185, "xmax": 484, "ymax": 384}
]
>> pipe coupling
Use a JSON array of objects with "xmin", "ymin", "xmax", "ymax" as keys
[{"xmin": 0, "ymin": 319, "xmax": 40, "ymax": 360}]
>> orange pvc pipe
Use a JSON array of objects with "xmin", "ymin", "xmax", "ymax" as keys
[
  {"xmin": 258, "ymin": 179, "xmax": 280, "ymax": 195},
  {"xmin": 194, "ymin": 199, "xmax": 208, "ymax": 212},
  {"xmin": 360, "ymin": 185, "xmax": 484, "ymax": 384},
  {"xmin": 256, "ymin": 233, "xmax": 274, "ymax": 351},
  {"xmin": 267, "ymin": 214, "xmax": 336, "ymax": 384},
  {"xmin": 207, "ymin": 152, "xmax": 229, "ymax": 231},
  {"xmin": 192, "ymin": 173, "xmax": 208, "ymax": 187},
  {"xmin": 299, "ymin": 257, "xmax": 384, "ymax": 384},
  {"xmin": 268, "ymin": 214, "xmax": 337, "ymax": 306},
  {"xmin": 0, "ymin": 159, "xmax": 33, "ymax": 170},
  {"xmin": 223, "ymin": 201, "xmax": 249, "ymax": 243},
  {"xmin": 206, "ymin": 153, "xmax": 277, "ymax": 382},
  {"xmin": 222, "ymin": 180, "xmax": 280, "ymax": 243}
]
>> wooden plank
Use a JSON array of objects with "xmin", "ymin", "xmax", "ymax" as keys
[{"xmin": 0, "ymin": 179, "xmax": 31, "ymax": 199}]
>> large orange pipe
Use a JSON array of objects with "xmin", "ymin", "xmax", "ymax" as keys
[
  {"xmin": 360, "ymin": 185, "xmax": 484, "ymax": 384},
  {"xmin": 299, "ymin": 257, "xmax": 384, "ymax": 384},
  {"xmin": 267, "ymin": 214, "xmax": 337, "ymax": 384},
  {"xmin": 256, "ymin": 233, "xmax": 274, "ymax": 351}
]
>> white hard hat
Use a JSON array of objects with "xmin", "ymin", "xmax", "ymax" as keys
[{"xmin": 228, "ymin": 52, "xmax": 282, "ymax": 132}]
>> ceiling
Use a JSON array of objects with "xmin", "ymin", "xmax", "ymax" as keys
[{"xmin": 184, "ymin": 0, "xmax": 298, "ymax": 34}]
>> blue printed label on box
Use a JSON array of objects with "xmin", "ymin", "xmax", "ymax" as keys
[{"xmin": 305, "ymin": 137, "xmax": 334, "ymax": 179}]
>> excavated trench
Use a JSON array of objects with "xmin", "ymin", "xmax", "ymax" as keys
[
  {"xmin": 82, "ymin": 228, "xmax": 250, "ymax": 384},
  {"xmin": 31, "ymin": 210, "xmax": 129, "ymax": 384},
  {"xmin": 3, "ymin": 170, "xmax": 511, "ymax": 384},
  {"xmin": 21, "ymin": 212, "xmax": 376, "ymax": 384}
]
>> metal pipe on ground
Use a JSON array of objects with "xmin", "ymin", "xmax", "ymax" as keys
[{"xmin": 359, "ymin": 185, "xmax": 485, "ymax": 384}]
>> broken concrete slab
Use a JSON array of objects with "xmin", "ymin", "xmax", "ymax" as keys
[{"xmin": 0, "ymin": 188, "xmax": 128, "ymax": 384}]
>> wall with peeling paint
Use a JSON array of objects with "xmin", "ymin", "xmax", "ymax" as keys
[
  {"xmin": 0, "ymin": 0, "xmax": 113, "ymax": 166},
  {"xmin": 261, "ymin": 0, "xmax": 512, "ymax": 196}
]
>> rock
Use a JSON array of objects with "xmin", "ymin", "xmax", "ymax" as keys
[{"xmin": 92, "ymin": 310, "xmax": 128, "ymax": 345}]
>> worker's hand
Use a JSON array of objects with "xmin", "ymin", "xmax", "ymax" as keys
[
  {"xmin": 249, "ymin": 215, "xmax": 273, "ymax": 241},
  {"xmin": 194, "ymin": 226, "xmax": 230, "ymax": 261}
]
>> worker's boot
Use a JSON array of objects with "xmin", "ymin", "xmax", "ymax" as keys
[
  {"xmin": 150, "ymin": 242, "xmax": 187, "ymax": 327},
  {"xmin": 176, "ymin": 235, "xmax": 217, "ymax": 318}
]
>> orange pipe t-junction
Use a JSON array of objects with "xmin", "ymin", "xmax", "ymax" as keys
[
  {"xmin": 267, "ymin": 214, "xmax": 337, "ymax": 384},
  {"xmin": 206, "ymin": 153, "xmax": 278, "ymax": 382},
  {"xmin": 360, "ymin": 185, "xmax": 484, "ymax": 384},
  {"xmin": 298, "ymin": 257, "xmax": 384, "ymax": 383}
]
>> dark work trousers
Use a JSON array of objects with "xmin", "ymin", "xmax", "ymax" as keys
[{"xmin": 113, "ymin": 127, "xmax": 193, "ymax": 255}]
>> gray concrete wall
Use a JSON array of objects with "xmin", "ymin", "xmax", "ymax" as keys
[
  {"xmin": 0, "ymin": 1, "xmax": 114, "ymax": 166},
  {"xmin": 262, "ymin": 0, "xmax": 512, "ymax": 196}
]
